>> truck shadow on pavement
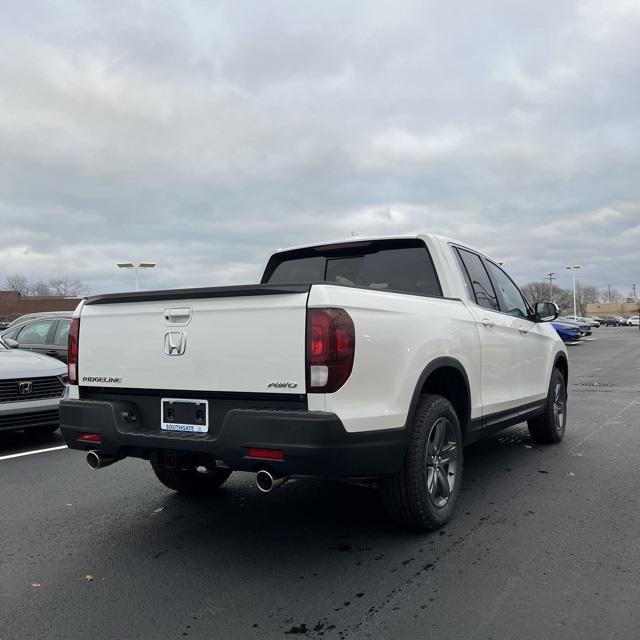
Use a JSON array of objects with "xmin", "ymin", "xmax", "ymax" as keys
[
  {"xmin": 97, "ymin": 426, "xmax": 542, "ymax": 563},
  {"xmin": 0, "ymin": 428, "xmax": 64, "ymax": 456}
]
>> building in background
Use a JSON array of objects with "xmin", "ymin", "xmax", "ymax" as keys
[
  {"xmin": 0, "ymin": 291, "xmax": 82, "ymax": 327},
  {"xmin": 586, "ymin": 302, "xmax": 640, "ymax": 316}
]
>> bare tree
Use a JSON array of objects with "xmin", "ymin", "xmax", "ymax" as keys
[
  {"xmin": 522, "ymin": 281, "xmax": 575, "ymax": 313},
  {"xmin": 30, "ymin": 280, "xmax": 53, "ymax": 296},
  {"xmin": 521, "ymin": 281, "xmax": 550, "ymax": 304},
  {"xmin": 603, "ymin": 287, "xmax": 625, "ymax": 303},
  {"xmin": 5, "ymin": 274, "xmax": 30, "ymax": 295},
  {"xmin": 4, "ymin": 274, "xmax": 88, "ymax": 296},
  {"xmin": 575, "ymin": 283, "xmax": 601, "ymax": 316},
  {"xmin": 554, "ymin": 288, "xmax": 574, "ymax": 314},
  {"xmin": 47, "ymin": 278, "xmax": 87, "ymax": 296}
]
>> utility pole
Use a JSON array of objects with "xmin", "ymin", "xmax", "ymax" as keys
[
  {"xmin": 547, "ymin": 272, "xmax": 556, "ymax": 302},
  {"xmin": 607, "ymin": 284, "xmax": 611, "ymax": 303},
  {"xmin": 633, "ymin": 284, "xmax": 637, "ymax": 299}
]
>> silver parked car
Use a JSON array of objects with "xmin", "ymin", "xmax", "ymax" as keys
[{"xmin": 0, "ymin": 338, "xmax": 67, "ymax": 435}]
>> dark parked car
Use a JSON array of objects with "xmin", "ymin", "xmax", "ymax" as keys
[
  {"xmin": 600, "ymin": 316, "xmax": 624, "ymax": 326},
  {"xmin": 1, "ymin": 314, "xmax": 72, "ymax": 363}
]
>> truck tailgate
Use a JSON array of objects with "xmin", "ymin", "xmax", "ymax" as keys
[{"xmin": 78, "ymin": 285, "xmax": 309, "ymax": 394}]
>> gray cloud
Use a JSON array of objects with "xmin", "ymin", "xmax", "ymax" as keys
[{"xmin": 1, "ymin": 0, "xmax": 639, "ymax": 296}]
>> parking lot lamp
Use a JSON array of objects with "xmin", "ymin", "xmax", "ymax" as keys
[
  {"xmin": 565, "ymin": 265, "xmax": 581, "ymax": 317},
  {"xmin": 117, "ymin": 262, "xmax": 156, "ymax": 291}
]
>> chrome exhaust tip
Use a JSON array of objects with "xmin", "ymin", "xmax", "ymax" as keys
[
  {"xmin": 86, "ymin": 450, "xmax": 121, "ymax": 470},
  {"xmin": 256, "ymin": 469, "xmax": 288, "ymax": 493}
]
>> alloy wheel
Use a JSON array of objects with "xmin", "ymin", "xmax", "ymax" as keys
[
  {"xmin": 553, "ymin": 381, "xmax": 567, "ymax": 436},
  {"xmin": 425, "ymin": 417, "xmax": 458, "ymax": 508}
]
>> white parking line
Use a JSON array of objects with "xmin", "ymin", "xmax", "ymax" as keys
[{"xmin": 0, "ymin": 445, "xmax": 68, "ymax": 461}]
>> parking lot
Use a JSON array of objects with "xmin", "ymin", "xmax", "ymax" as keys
[{"xmin": 1, "ymin": 327, "xmax": 639, "ymax": 640}]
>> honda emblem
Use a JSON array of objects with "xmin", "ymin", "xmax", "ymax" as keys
[
  {"xmin": 164, "ymin": 332, "xmax": 186, "ymax": 356},
  {"xmin": 18, "ymin": 381, "xmax": 33, "ymax": 395}
]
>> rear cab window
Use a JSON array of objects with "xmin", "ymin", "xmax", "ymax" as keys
[{"xmin": 263, "ymin": 239, "xmax": 442, "ymax": 297}]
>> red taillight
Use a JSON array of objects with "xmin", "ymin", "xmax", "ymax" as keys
[
  {"xmin": 306, "ymin": 308, "xmax": 355, "ymax": 393},
  {"xmin": 68, "ymin": 318, "xmax": 80, "ymax": 385},
  {"xmin": 78, "ymin": 432, "xmax": 101, "ymax": 443},
  {"xmin": 247, "ymin": 448, "xmax": 284, "ymax": 460},
  {"xmin": 310, "ymin": 311, "xmax": 330, "ymax": 358}
]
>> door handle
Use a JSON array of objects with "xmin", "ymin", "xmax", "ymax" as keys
[
  {"xmin": 518, "ymin": 326, "xmax": 528, "ymax": 334},
  {"xmin": 481, "ymin": 319, "xmax": 495, "ymax": 328}
]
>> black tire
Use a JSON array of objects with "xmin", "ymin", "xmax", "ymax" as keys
[
  {"xmin": 380, "ymin": 394, "xmax": 463, "ymax": 531},
  {"xmin": 527, "ymin": 368, "xmax": 567, "ymax": 444},
  {"xmin": 151, "ymin": 461, "xmax": 232, "ymax": 495}
]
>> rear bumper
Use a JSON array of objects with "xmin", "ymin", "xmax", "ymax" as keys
[{"xmin": 59, "ymin": 399, "xmax": 407, "ymax": 478}]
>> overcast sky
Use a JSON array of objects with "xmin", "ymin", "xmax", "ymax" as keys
[{"xmin": 1, "ymin": 0, "xmax": 639, "ymax": 296}]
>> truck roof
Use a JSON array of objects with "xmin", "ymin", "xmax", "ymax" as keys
[{"xmin": 274, "ymin": 232, "xmax": 486, "ymax": 257}]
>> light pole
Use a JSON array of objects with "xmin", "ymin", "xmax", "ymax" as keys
[
  {"xmin": 117, "ymin": 262, "xmax": 156, "ymax": 291},
  {"xmin": 547, "ymin": 272, "xmax": 556, "ymax": 302},
  {"xmin": 565, "ymin": 265, "xmax": 581, "ymax": 317}
]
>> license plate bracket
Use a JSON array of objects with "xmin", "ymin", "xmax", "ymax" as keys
[{"xmin": 161, "ymin": 398, "xmax": 209, "ymax": 433}]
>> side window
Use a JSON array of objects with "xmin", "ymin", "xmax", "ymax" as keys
[
  {"xmin": 484, "ymin": 261, "xmax": 529, "ymax": 318},
  {"xmin": 53, "ymin": 319, "xmax": 71, "ymax": 345},
  {"xmin": 16, "ymin": 320, "xmax": 54, "ymax": 345},
  {"xmin": 454, "ymin": 248, "xmax": 499, "ymax": 312},
  {"xmin": 2, "ymin": 328, "xmax": 19, "ymax": 340}
]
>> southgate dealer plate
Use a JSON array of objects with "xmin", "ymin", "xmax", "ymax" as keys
[{"xmin": 161, "ymin": 398, "xmax": 209, "ymax": 433}]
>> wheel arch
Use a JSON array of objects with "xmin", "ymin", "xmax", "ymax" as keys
[
  {"xmin": 553, "ymin": 352, "xmax": 569, "ymax": 388},
  {"xmin": 407, "ymin": 357, "xmax": 471, "ymax": 434}
]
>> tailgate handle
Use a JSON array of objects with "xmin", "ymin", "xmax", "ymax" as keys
[{"xmin": 164, "ymin": 307, "xmax": 192, "ymax": 325}]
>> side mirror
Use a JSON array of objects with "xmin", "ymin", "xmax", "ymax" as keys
[
  {"xmin": 3, "ymin": 338, "xmax": 19, "ymax": 348},
  {"xmin": 535, "ymin": 301, "xmax": 559, "ymax": 322}
]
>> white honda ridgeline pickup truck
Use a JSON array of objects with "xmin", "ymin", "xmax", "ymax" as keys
[{"xmin": 60, "ymin": 234, "xmax": 568, "ymax": 530}]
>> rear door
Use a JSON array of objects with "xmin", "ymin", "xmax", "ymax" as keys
[
  {"xmin": 453, "ymin": 247, "xmax": 524, "ymax": 417},
  {"xmin": 482, "ymin": 259, "xmax": 548, "ymax": 406},
  {"xmin": 50, "ymin": 319, "xmax": 71, "ymax": 362}
]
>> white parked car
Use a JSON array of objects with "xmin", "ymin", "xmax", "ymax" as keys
[
  {"xmin": 565, "ymin": 315, "xmax": 600, "ymax": 328},
  {"xmin": 0, "ymin": 338, "xmax": 67, "ymax": 435},
  {"xmin": 59, "ymin": 234, "xmax": 568, "ymax": 529},
  {"xmin": 627, "ymin": 315, "xmax": 640, "ymax": 326}
]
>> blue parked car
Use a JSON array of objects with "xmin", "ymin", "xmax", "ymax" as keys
[{"xmin": 552, "ymin": 321, "xmax": 582, "ymax": 343}]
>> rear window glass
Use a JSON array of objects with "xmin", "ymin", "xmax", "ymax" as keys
[
  {"xmin": 264, "ymin": 240, "xmax": 442, "ymax": 297},
  {"xmin": 264, "ymin": 256, "xmax": 325, "ymax": 284}
]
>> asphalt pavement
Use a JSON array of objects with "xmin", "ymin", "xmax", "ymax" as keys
[{"xmin": 1, "ymin": 327, "xmax": 639, "ymax": 639}]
